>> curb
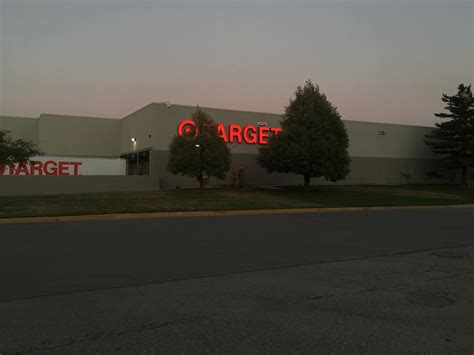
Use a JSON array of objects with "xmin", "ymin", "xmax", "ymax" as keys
[{"xmin": 0, "ymin": 204, "xmax": 473, "ymax": 225}]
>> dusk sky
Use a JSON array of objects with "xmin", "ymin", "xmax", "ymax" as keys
[{"xmin": 0, "ymin": 0, "xmax": 473, "ymax": 126}]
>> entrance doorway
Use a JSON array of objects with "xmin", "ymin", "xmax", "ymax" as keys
[{"xmin": 121, "ymin": 151, "xmax": 150, "ymax": 175}]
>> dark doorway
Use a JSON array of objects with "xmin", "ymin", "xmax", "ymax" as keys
[{"xmin": 121, "ymin": 151, "xmax": 150, "ymax": 175}]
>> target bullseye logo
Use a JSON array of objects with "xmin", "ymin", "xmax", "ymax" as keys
[{"xmin": 177, "ymin": 119, "xmax": 198, "ymax": 137}]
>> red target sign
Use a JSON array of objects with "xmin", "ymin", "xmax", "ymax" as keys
[{"xmin": 177, "ymin": 120, "xmax": 281, "ymax": 145}]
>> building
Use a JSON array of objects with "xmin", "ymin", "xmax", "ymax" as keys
[{"xmin": 0, "ymin": 102, "xmax": 452, "ymax": 193}]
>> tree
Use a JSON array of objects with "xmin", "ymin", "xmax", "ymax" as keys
[
  {"xmin": 425, "ymin": 84, "xmax": 474, "ymax": 185},
  {"xmin": 258, "ymin": 80, "xmax": 350, "ymax": 188},
  {"xmin": 0, "ymin": 129, "xmax": 41, "ymax": 167},
  {"xmin": 168, "ymin": 107, "xmax": 232, "ymax": 189}
]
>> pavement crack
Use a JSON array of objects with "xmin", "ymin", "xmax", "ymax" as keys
[
  {"xmin": 8, "ymin": 315, "xmax": 206, "ymax": 354},
  {"xmin": 406, "ymin": 292, "xmax": 455, "ymax": 308},
  {"xmin": 431, "ymin": 250, "xmax": 471, "ymax": 259},
  {"xmin": 425, "ymin": 271, "xmax": 473, "ymax": 282},
  {"xmin": 2, "ymin": 244, "xmax": 473, "ymax": 304},
  {"xmin": 307, "ymin": 285, "xmax": 405, "ymax": 304},
  {"xmin": 309, "ymin": 294, "xmax": 335, "ymax": 301}
]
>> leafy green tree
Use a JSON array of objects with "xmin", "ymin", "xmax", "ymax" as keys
[
  {"xmin": 168, "ymin": 107, "xmax": 231, "ymax": 189},
  {"xmin": 0, "ymin": 129, "xmax": 41, "ymax": 166},
  {"xmin": 258, "ymin": 80, "xmax": 350, "ymax": 188},
  {"xmin": 425, "ymin": 84, "xmax": 474, "ymax": 185}
]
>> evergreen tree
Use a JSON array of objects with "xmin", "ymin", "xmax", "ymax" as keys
[
  {"xmin": 0, "ymin": 129, "xmax": 41, "ymax": 166},
  {"xmin": 425, "ymin": 84, "xmax": 474, "ymax": 185},
  {"xmin": 168, "ymin": 107, "xmax": 231, "ymax": 189},
  {"xmin": 258, "ymin": 80, "xmax": 350, "ymax": 187}
]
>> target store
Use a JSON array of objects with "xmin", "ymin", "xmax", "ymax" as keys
[{"xmin": 0, "ymin": 102, "xmax": 448, "ymax": 194}]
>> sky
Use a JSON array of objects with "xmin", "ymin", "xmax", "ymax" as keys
[{"xmin": 0, "ymin": 0, "xmax": 473, "ymax": 126}]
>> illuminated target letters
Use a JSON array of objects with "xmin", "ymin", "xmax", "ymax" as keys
[
  {"xmin": 0, "ymin": 160, "xmax": 83, "ymax": 176},
  {"xmin": 177, "ymin": 120, "xmax": 281, "ymax": 145},
  {"xmin": 177, "ymin": 120, "xmax": 198, "ymax": 137},
  {"xmin": 243, "ymin": 125, "xmax": 257, "ymax": 144},
  {"xmin": 229, "ymin": 124, "xmax": 242, "ymax": 143}
]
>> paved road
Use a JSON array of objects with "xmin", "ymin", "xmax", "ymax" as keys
[{"xmin": 1, "ymin": 207, "xmax": 473, "ymax": 353}]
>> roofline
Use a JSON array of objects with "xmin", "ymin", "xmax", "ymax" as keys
[
  {"xmin": 343, "ymin": 119, "xmax": 435, "ymax": 129},
  {"xmin": 151, "ymin": 102, "xmax": 435, "ymax": 129},
  {"xmin": 3, "ymin": 103, "xmax": 436, "ymax": 129},
  {"xmin": 0, "ymin": 115, "xmax": 39, "ymax": 120},
  {"xmin": 39, "ymin": 113, "xmax": 119, "ymax": 121},
  {"xmin": 121, "ymin": 102, "xmax": 156, "ymax": 120},
  {"xmin": 151, "ymin": 102, "xmax": 284, "ymax": 118}
]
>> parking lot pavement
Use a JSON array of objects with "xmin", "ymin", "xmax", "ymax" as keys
[
  {"xmin": 0, "ymin": 208, "xmax": 473, "ymax": 353},
  {"xmin": 1, "ymin": 244, "xmax": 473, "ymax": 354}
]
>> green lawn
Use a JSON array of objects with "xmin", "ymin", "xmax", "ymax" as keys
[{"xmin": 0, "ymin": 184, "xmax": 473, "ymax": 219}]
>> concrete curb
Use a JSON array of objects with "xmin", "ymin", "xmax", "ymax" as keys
[{"xmin": 0, "ymin": 204, "xmax": 473, "ymax": 225}]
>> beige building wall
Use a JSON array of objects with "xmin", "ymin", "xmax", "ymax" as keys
[
  {"xmin": 120, "ymin": 103, "xmax": 165, "ymax": 154},
  {"xmin": 0, "ymin": 116, "xmax": 39, "ymax": 144},
  {"xmin": 38, "ymin": 114, "xmax": 121, "ymax": 157},
  {"xmin": 2, "ymin": 103, "xmax": 444, "ymax": 190},
  {"xmin": 345, "ymin": 120, "xmax": 434, "ymax": 159},
  {"xmin": 120, "ymin": 102, "xmax": 435, "ymax": 158},
  {"xmin": 120, "ymin": 103, "xmax": 284, "ymax": 155},
  {"xmin": 118, "ymin": 102, "xmax": 441, "ymax": 188},
  {"xmin": 2, "ymin": 104, "xmax": 436, "ymax": 161}
]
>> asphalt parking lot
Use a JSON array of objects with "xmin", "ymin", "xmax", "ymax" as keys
[{"xmin": 1, "ymin": 207, "xmax": 473, "ymax": 353}]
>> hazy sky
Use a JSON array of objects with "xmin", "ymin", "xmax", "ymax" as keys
[{"xmin": 0, "ymin": 0, "xmax": 473, "ymax": 126}]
